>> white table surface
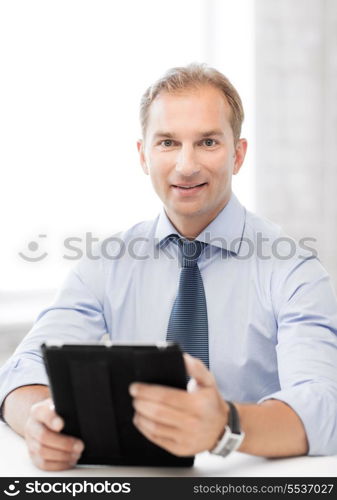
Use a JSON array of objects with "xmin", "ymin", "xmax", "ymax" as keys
[{"xmin": 1, "ymin": 422, "xmax": 336, "ymax": 477}]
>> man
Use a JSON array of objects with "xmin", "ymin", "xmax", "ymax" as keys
[{"xmin": 1, "ymin": 63, "xmax": 337, "ymax": 471}]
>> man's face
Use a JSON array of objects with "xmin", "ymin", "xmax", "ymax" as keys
[{"xmin": 137, "ymin": 85, "xmax": 247, "ymax": 227}]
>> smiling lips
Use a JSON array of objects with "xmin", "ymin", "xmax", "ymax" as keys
[{"xmin": 171, "ymin": 182, "xmax": 208, "ymax": 195}]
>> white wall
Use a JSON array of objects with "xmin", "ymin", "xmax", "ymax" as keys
[{"xmin": 255, "ymin": 0, "xmax": 337, "ymax": 288}]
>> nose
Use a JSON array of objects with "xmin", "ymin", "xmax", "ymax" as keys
[{"xmin": 175, "ymin": 145, "xmax": 201, "ymax": 177}]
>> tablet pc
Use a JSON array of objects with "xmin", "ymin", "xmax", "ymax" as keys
[{"xmin": 41, "ymin": 341, "xmax": 194, "ymax": 467}]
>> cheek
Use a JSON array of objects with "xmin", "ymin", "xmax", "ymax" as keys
[
  {"xmin": 208, "ymin": 161, "xmax": 231, "ymax": 183},
  {"xmin": 148, "ymin": 155, "xmax": 173, "ymax": 182},
  {"xmin": 200, "ymin": 149, "xmax": 230, "ymax": 169}
]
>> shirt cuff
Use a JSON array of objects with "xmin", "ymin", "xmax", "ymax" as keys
[
  {"xmin": 258, "ymin": 383, "xmax": 337, "ymax": 456},
  {"xmin": 0, "ymin": 357, "xmax": 49, "ymax": 422}
]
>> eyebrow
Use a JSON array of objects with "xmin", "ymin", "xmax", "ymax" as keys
[{"xmin": 153, "ymin": 129, "xmax": 225, "ymax": 139}]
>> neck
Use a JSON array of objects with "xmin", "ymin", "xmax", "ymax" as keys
[{"xmin": 165, "ymin": 195, "xmax": 231, "ymax": 240}]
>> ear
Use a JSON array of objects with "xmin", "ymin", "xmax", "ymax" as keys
[
  {"xmin": 233, "ymin": 138, "xmax": 248, "ymax": 175},
  {"xmin": 137, "ymin": 139, "xmax": 149, "ymax": 175}
]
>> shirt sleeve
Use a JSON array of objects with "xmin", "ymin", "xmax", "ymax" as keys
[
  {"xmin": 258, "ymin": 254, "xmax": 337, "ymax": 456},
  {"xmin": 0, "ymin": 254, "xmax": 108, "ymax": 420}
]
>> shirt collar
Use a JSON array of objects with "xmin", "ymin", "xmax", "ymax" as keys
[{"xmin": 154, "ymin": 192, "xmax": 246, "ymax": 255}]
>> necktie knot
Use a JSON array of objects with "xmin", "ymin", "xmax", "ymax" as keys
[{"xmin": 179, "ymin": 239, "xmax": 204, "ymax": 267}]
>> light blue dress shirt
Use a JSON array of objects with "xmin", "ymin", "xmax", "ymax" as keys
[{"xmin": 1, "ymin": 193, "xmax": 337, "ymax": 455}]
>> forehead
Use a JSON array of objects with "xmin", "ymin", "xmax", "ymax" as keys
[{"xmin": 146, "ymin": 85, "xmax": 232, "ymax": 136}]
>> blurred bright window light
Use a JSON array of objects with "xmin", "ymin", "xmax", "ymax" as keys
[{"xmin": 0, "ymin": 0, "xmax": 254, "ymax": 292}]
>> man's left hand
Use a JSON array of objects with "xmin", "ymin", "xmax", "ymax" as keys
[{"xmin": 129, "ymin": 353, "xmax": 229, "ymax": 456}]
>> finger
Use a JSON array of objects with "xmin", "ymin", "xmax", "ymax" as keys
[
  {"xmin": 31, "ymin": 398, "xmax": 64, "ymax": 432},
  {"xmin": 133, "ymin": 415, "xmax": 185, "ymax": 456},
  {"xmin": 134, "ymin": 413, "xmax": 178, "ymax": 444},
  {"xmin": 29, "ymin": 441, "xmax": 82, "ymax": 463},
  {"xmin": 132, "ymin": 399, "xmax": 191, "ymax": 429},
  {"xmin": 33, "ymin": 457, "xmax": 78, "ymax": 471},
  {"xmin": 183, "ymin": 353, "xmax": 215, "ymax": 388},
  {"xmin": 129, "ymin": 383, "xmax": 189, "ymax": 410},
  {"xmin": 26, "ymin": 420, "xmax": 84, "ymax": 454}
]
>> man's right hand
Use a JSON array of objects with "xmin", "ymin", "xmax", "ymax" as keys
[{"xmin": 24, "ymin": 397, "xmax": 85, "ymax": 471}]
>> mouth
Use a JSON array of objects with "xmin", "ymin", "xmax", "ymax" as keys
[{"xmin": 171, "ymin": 182, "xmax": 208, "ymax": 194}]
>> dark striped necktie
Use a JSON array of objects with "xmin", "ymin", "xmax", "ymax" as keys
[{"xmin": 166, "ymin": 236, "xmax": 209, "ymax": 368}]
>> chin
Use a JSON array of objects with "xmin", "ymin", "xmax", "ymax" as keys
[{"xmin": 172, "ymin": 205, "xmax": 207, "ymax": 218}]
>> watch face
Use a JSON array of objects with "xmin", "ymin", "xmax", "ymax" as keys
[
  {"xmin": 211, "ymin": 401, "xmax": 245, "ymax": 457},
  {"xmin": 225, "ymin": 434, "xmax": 242, "ymax": 451},
  {"xmin": 211, "ymin": 430, "xmax": 245, "ymax": 457}
]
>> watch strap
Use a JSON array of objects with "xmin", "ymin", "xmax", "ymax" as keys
[{"xmin": 227, "ymin": 400, "xmax": 241, "ymax": 434}]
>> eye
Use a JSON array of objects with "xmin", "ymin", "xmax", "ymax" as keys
[
  {"xmin": 160, "ymin": 139, "xmax": 174, "ymax": 147},
  {"xmin": 202, "ymin": 138, "xmax": 217, "ymax": 147}
]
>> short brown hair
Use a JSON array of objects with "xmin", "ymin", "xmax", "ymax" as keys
[{"xmin": 140, "ymin": 62, "xmax": 244, "ymax": 143}]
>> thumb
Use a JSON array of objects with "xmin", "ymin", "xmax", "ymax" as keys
[
  {"xmin": 33, "ymin": 398, "xmax": 64, "ymax": 432},
  {"xmin": 183, "ymin": 353, "xmax": 215, "ymax": 388}
]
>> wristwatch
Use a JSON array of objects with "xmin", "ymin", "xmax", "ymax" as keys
[{"xmin": 210, "ymin": 401, "xmax": 245, "ymax": 457}]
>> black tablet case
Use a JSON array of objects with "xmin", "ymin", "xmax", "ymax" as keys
[{"xmin": 41, "ymin": 343, "xmax": 194, "ymax": 467}]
